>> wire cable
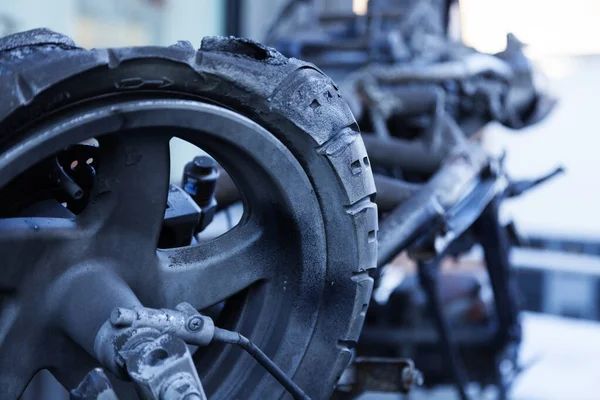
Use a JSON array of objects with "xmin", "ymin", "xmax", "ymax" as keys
[{"xmin": 213, "ymin": 327, "xmax": 311, "ymax": 400}]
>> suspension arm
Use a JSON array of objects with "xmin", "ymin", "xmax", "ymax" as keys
[{"xmin": 377, "ymin": 144, "xmax": 489, "ymax": 267}]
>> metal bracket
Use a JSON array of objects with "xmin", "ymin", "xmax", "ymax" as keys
[
  {"xmin": 119, "ymin": 332, "xmax": 206, "ymax": 400},
  {"xmin": 89, "ymin": 302, "xmax": 311, "ymax": 399}
]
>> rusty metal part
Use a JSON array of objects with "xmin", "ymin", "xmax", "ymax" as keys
[
  {"xmin": 90, "ymin": 316, "xmax": 206, "ymax": 400},
  {"xmin": 95, "ymin": 303, "xmax": 310, "ymax": 400},
  {"xmin": 340, "ymin": 357, "xmax": 423, "ymax": 396},
  {"xmin": 98, "ymin": 303, "xmax": 311, "ymax": 400},
  {"xmin": 364, "ymin": 53, "xmax": 514, "ymax": 83},
  {"xmin": 119, "ymin": 331, "xmax": 205, "ymax": 400},
  {"xmin": 377, "ymin": 144, "xmax": 489, "ymax": 268},
  {"xmin": 269, "ymin": 2, "xmax": 557, "ymax": 398},
  {"xmin": 94, "ymin": 311, "xmax": 207, "ymax": 400},
  {"xmin": 408, "ymin": 175, "xmax": 501, "ymax": 260},
  {"xmin": 109, "ymin": 303, "xmax": 215, "ymax": 347}
]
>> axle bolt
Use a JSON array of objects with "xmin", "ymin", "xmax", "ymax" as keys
[{"xmin": 186, "ymin": 316, "xmax": 204, "ymax": 332}]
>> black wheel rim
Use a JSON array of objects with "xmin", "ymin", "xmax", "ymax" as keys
[{"xmin": 0, "ymin": 99, "xmax": 328, "ymax": 398}]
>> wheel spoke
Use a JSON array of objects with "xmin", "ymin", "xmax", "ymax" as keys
[
  {"xmin": 153, "ymin": 220, "xmax": 272, "ymax": 310},
  {"xmin": 80, "ymin": 133, "xmax": 171, "ymax": 255},
  {"xmin": 0, "ymin": 217, "xmax": 81, "ymax": 290}
]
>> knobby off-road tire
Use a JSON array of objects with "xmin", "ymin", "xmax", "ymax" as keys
[{"xmin": 0, "ymin": 30, "xmax": 377, "ymax": 399}]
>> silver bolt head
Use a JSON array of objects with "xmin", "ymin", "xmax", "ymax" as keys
[{"xmin": 186, "ymin": 316, "xmax": 204, "ymax": 332}]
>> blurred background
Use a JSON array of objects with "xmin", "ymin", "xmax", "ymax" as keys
[
  {"xmin": 2, "ymin": 0, "xmax": 596, "ymax": 244},
  {"xmin": 3, "ymin": 0, "xmax": 599, "ymax": 398}
]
